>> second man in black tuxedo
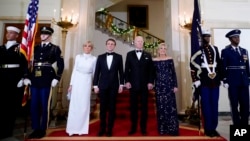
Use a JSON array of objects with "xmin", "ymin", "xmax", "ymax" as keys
[
  {"xmin": 93, "ymin": 38, "xmax": 124, "ymax": 137},
  {"xmin": 125, "ymin": 36, "xmax": 154, "ymax": 136}
]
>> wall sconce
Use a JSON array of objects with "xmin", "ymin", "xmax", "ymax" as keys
[
  {"xmin": 52, "ymin": 8, "xmax": 79, "ymax": 32},
  {"xmin": 179, "ymin": 12, "xmax": 192, "ymax": 30},
  {"xmin": 50, "ymin": 7, "xmax": 79, "ymax": 126}
]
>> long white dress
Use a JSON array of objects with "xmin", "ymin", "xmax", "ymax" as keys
[{"xmin": 66, "ymin": 53, "xmax": 97, "ymax": 135}]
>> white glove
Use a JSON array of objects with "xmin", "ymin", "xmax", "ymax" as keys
[
  {"xmin": 24, "ymin": 78, "xmax": 31, "ymax": 86},
  {"xmin": 51, "ymin": 79, "xmax": 59, "ymax": 87},
  {"xmin": 223, "ymin": 83, "xmax": 229, "ymax": 88},
  {"xmin": 193, "ymin": 80, "xmax": 201, "ymax": 88},
  {"xmin": 17, "ymin": 79, "xmax": 24, "ymax": 88}
]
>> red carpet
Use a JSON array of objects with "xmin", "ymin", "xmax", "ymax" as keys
[{"xmin": 26, "ymin": 90, "xmax": 227, "ymax": 141}]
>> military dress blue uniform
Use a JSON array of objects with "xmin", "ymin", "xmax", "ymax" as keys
[
  {"xmin": 27, "ymin": 27, "xmax": 64, "ymax": 139},
  {"xmin": 190, "ymin": 30, "xmax": 222, "ymax": 137},
  {"xmin": 221, "ymin": 29, "xmax": 250, "ymax": 126},
  {"xmin": 0, "ymin": 27, "xmax": 28, "ymax": 139}
]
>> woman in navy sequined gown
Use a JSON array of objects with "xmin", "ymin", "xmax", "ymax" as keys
[{"xmin": 153, "ymin": 43, "xmax": 179, "ymax": 136}]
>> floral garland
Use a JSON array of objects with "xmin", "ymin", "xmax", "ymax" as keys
[
  {"xmin": 110, "ymin": 23, "xmax": 135, "ymax": 35},
  {"xmin": 97, "ymin": 8, "xmax": 163, "ymax": 49},
  {"xmin": 144, "ymin": 41, "xmax": 162, "ymax": 49}
]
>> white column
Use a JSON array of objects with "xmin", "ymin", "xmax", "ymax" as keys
[{"xmin": 164, "ymin": 0, "xmax": 193, "ymax": 113}]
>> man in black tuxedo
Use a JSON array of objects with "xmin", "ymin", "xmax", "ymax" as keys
[
  {"xmin": 93, "ymin": 38, "xmax": 124, "ymax": 137},
  {"xmin": 125, "ymin": 36, "xmax": 154, "ymax": 136}
]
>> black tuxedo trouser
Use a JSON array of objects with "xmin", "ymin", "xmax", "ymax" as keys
[
  {"xmin": 99, "ymin": 88, "xmax": 118, "ymax": 132},
  {"xmin": 129, "ymin": 88, "xmax": 148, "ymax": 132}
]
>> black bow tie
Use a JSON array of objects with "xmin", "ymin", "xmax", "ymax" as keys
[
  {"xmin": 136, "ymin": 50, "xmax": 142, "ymax": 53},
  {"xmin": 107, "ymin": 52, "xmax": 114, "ymax": 56}
]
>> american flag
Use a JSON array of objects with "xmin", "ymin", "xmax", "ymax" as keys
[{"xmin": 20, "ymin": 0, "xmax": 39, "ymax": 63}]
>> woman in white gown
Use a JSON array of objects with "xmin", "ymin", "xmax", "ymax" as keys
[{"xmin": 66, "ymin": 41, "xmax": 97, "ymax": 135}]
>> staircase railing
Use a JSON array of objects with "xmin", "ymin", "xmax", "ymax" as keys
[{"xmin": 95, "ymin": 9, "xmax": 164, "ymax": 57}]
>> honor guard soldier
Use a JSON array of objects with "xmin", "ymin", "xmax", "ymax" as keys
[
  {"xmin": 190, "ymin": 29, "xmax": 222, "ymax": 137},
  {"xmin": 221, "ymin": 29, "xmax": 250, "ymax": 126},
  {"xmin": 24, "ymin": 26, "xmax": 64, "ymax": 139},
  {"xmin": 0, "ymin": 26, "xmax": 28, "ymax": 139}
]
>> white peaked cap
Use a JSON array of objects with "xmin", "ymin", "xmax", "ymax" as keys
[
  {"xmin": 202, "ymin": 28, "xmax": 211, "ymax": 36},
  {"xmin": 6, "ymin": 26, "xmax": 20, "ymax": 33}
]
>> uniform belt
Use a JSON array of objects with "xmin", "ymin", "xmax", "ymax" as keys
[
  {"xmin": 0, "ymin": 64, "xmax": 20, "ymax": 68},
  {"xmin": 201, "ymin": 63, "xmax": 217, "ymax": 68},
  {"xmin": 227, "ymin": 66, "xmax": 246, "ymax": 69},
  {"xmin": 34, "ymin": 62, "xmax": 52, "ymax": 67}
]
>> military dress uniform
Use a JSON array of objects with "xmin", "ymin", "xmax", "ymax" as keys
[
  {"xmin": 0, "ymin": 36, "xmax": 28, "ymax": 138},
  {"xmin": 221, "ymin": 29, "xmax": 250, "ymax": 126},
  {"xmin": 190, "ymin": 30, "xmax": 222, "ymax": 137},
  {"xmin": 27, "ymin": 27, "xmax": 64, "ymax": 138}
]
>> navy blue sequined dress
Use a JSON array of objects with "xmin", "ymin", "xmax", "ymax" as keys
[{"xmin": 153, "ymin": 59, "xmax": 179, "ymax": 135}]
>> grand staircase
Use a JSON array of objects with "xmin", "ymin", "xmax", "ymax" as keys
[{"xmin": 95, "ymin": 9, "xmax": 164, "ymax": 58}]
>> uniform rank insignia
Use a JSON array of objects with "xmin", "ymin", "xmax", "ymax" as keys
[
  {"xmin": 35, "ymin": 70, "xmax": 42, "ymax": 77},
  {"xmin": 243, "ymin": 55, "xmax": 248, "ymax": 62}
]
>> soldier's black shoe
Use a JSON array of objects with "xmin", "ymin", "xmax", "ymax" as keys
[
  {"xmin": 27, "ymin": 130, "xmax": 39, "ymax": 139},
  {"xmin": 205, "ymin": 130, "xmax": 215, "ymax": 137},
  {"xmin": 213, "ymin": 130, "xmax": 220, "ymax": 136},
  {"xmin": 36, "ymin": 130, "xmax": 46, "ymax": 138}
]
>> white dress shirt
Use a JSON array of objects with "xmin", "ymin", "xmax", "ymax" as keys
[{"xmin": 107, "ymin": 53, "xmax": 113, "ymax": 69}]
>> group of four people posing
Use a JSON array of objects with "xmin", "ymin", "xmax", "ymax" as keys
[{"xmin": 66, "ymin": 36, "xmax": 180, "ymax": 137}]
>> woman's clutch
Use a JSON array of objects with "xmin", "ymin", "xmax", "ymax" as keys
[{"xmin": 67, "ymin": 92, "xmax": 71, "ymax": 100}]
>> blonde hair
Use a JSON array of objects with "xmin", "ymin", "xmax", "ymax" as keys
[
  {"xmin": 156, "ymin": 42, "xmax": 167, "ymax": 57},
  {"xmin": 83, "ymin": 41, "xmax": 94, "ymax": 49}
]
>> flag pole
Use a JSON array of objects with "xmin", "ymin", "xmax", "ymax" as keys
[
  {"xmin": 20, "ymin": 0, "xmax": 39, "ymax": 138},
  {"xmin": 189, "ymin": 0, "xmax": 203, "ymax": 135},
  {"xmin": 198, "ymin": 90, "xmax": 201, "ymax": 135}
]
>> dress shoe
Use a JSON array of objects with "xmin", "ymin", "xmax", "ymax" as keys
[
  {"xmin": 205, "ymin": 130, "xmax": 215, "ymax": 137},
  {"xmin": 141, "ymin": 131, "xmax": 147, "ymax": 136},
  {"xmin": 128, "ymin": 130, "xmax": 136, "ymax": 135},
  {"xmin": 27, "ymin": 130, "xmax": 39, "ymax": 139},
  {"xmin": 97, "ymin": 131, "xmax": 105, "ymax": 136},
  {"xmin": 106, "ymin": 131, "xmax": 112, "ymax": 137},
  {"xmin": 213, "ymin": 130, "xmax": 220, "ymax": 136},
  {"xmin": 36, "ymin": 130, "xmax": 46, "ymax": 138}
]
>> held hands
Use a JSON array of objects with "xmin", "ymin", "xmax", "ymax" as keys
[
  {"xmin": 51, "ymin": 79, "xmax": 59, "ymax": 87},
  {"xmin": 24, "ymin": 78, "xmax": 31, "ymax": 86},
  {"xmin": 125, "ymin": 82, "xmax": 131, "ymax": 89},
  {"xmin": 17, "ymin": 79, "xmax": 24, "ymax": 88},
  {"xmin": 193, "ymin": 80, "xmax": 201, "ymax": 88}
]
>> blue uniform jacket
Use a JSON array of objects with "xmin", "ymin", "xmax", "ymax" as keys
[
  {"xmin": 29, "ymin": 43, "xmax": 64, "ymax": 88},
  {"xmin": 221, "ymin": 45, "xmax": 250, "ymax": 86}
]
